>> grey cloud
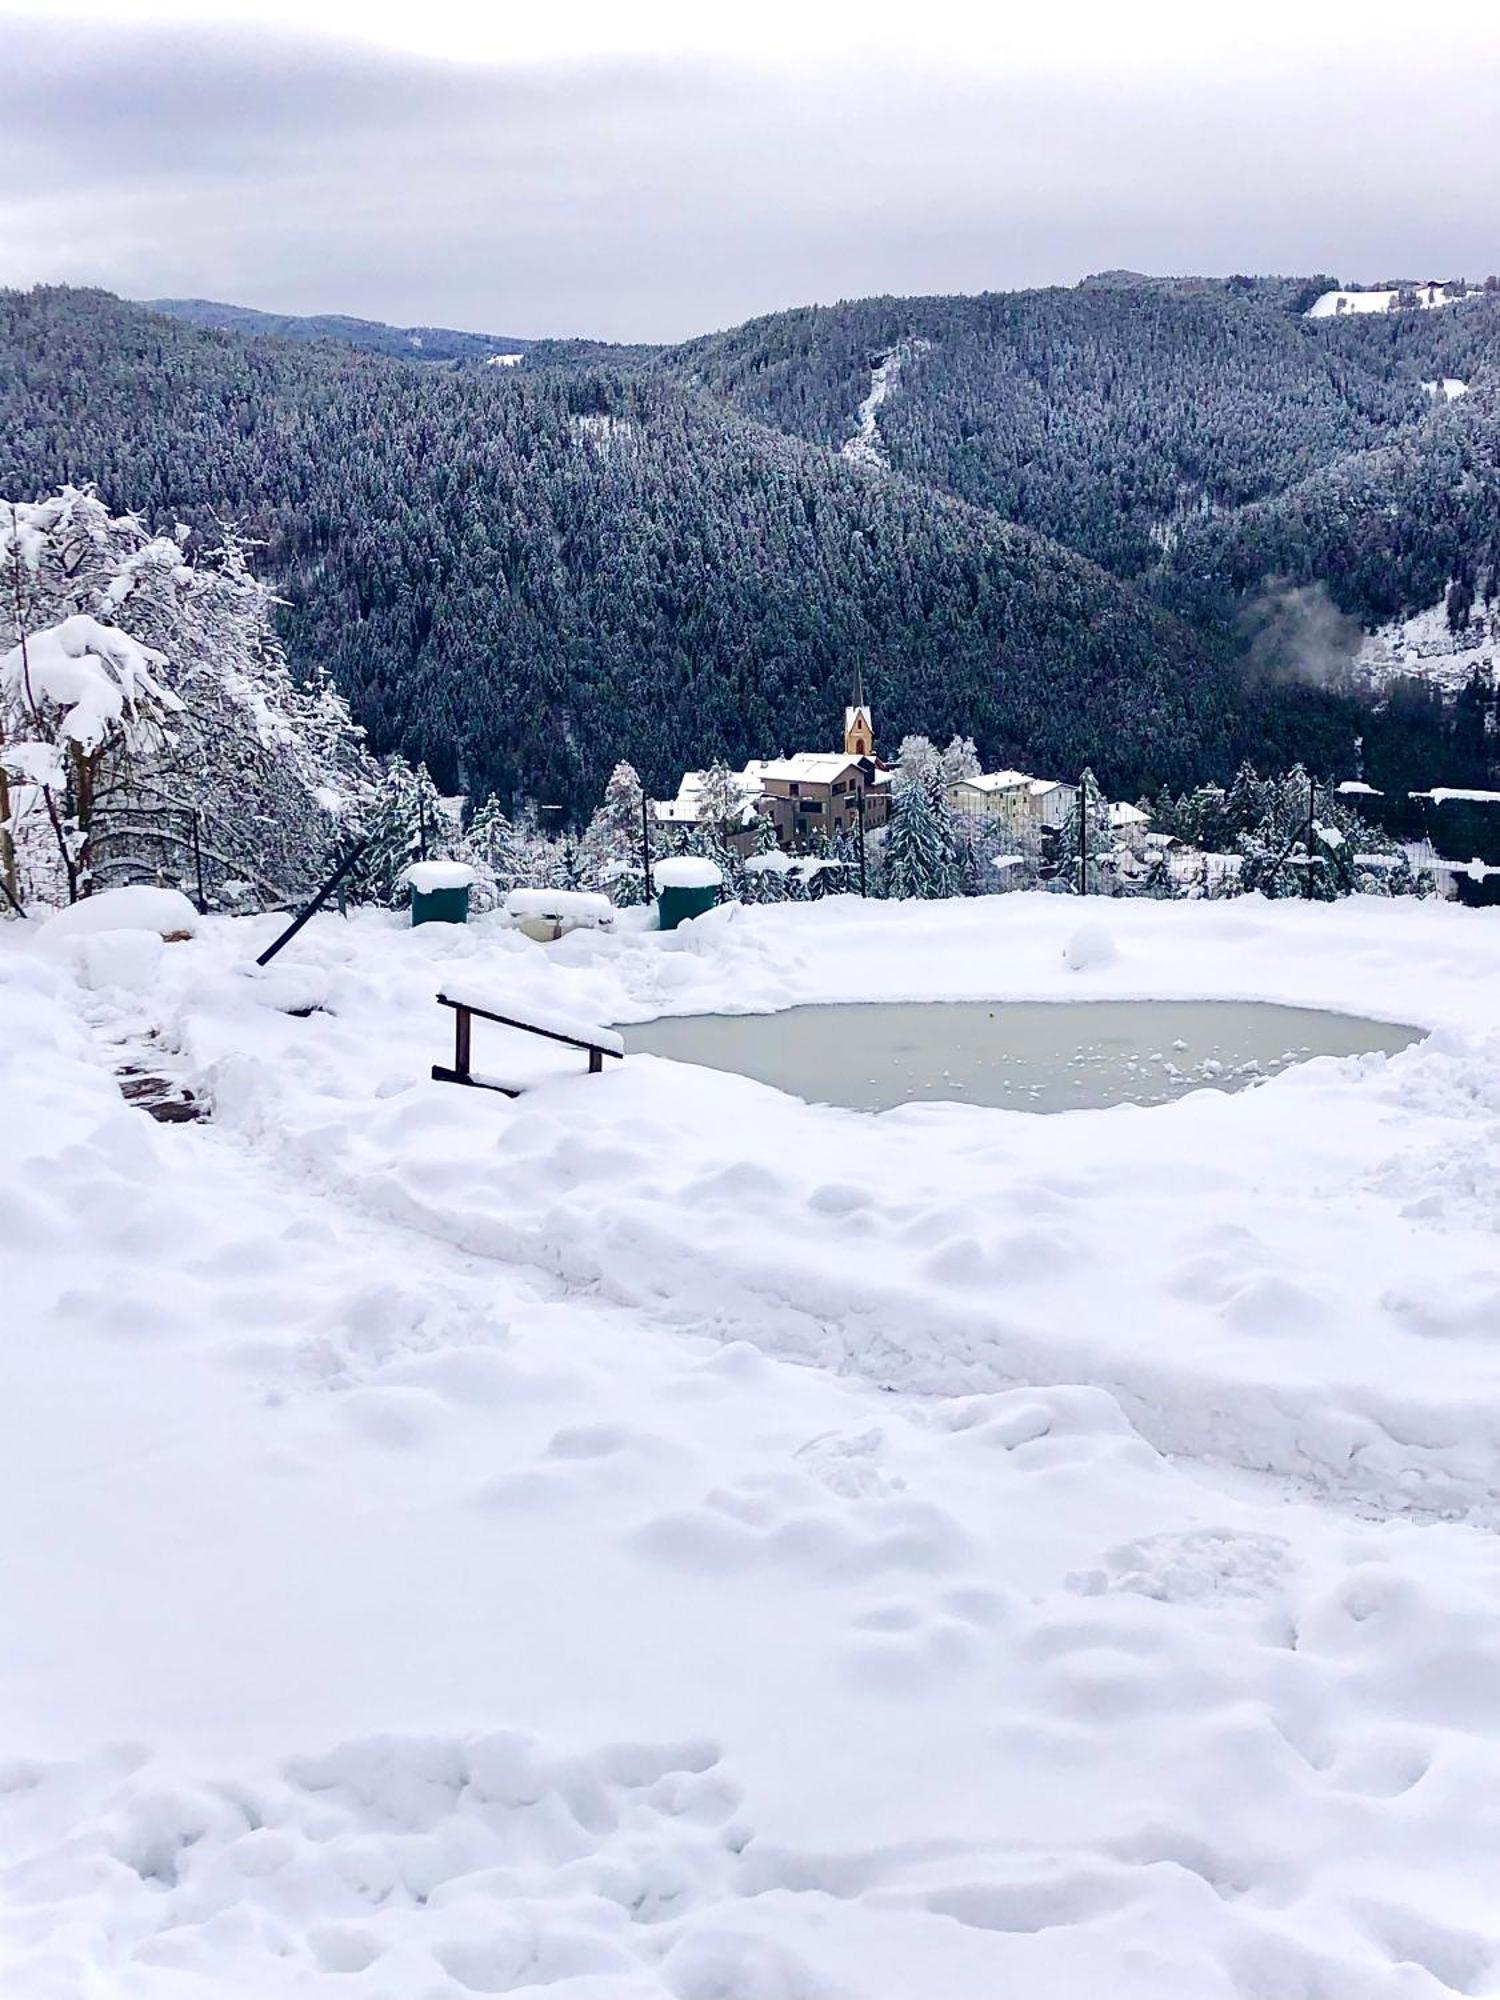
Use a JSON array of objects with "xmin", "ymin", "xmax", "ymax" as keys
[{"xmin": 2, "ymin": 22, "xmax": 1497, "ymax": 341}]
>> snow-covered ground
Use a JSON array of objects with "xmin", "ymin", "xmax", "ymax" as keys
[
  {"xmin": 840, "ymin": 341, "xmax": 928, "ymax": 471},
  {"xmin": 1305, "ymin": 286, "xmax": 1460, "ymax": 317},
  {"xmin": 8, "ymin": 892, "xmax": 1500, "ymax": 1999},
  {"xmin": 1351, "ymin": 592, "xmax": 1500, "ymax": 696}
]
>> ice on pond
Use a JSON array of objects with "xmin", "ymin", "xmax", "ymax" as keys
[{"xmin": 621, "ymin": 999, "xmax": 1421, "ymax": 1113}]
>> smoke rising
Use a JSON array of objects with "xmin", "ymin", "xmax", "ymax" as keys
[{"xmin": 1240, "ymin": 581, "xmax": 1363, "ymax": 686}]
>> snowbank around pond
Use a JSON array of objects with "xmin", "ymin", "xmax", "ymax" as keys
[{"xmin": 7, "ymin": 890, "xmax": 1500, "ymax": 1998}]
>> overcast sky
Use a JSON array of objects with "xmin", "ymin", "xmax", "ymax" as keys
[{"xmin": 3, "ymin": 1, "xmax": 1497, "ymax": 342}]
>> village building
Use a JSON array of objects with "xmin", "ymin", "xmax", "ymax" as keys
[
  {"xmin": 652, "ymin": 766, "xmax": 763, "ymax": 838},
  {"xmin": 656, "ymin": 669, "xmax": 890, "ymax": 851},
  {"xmin": 1107, "ymin": 800, "xmax": 1151, "ymax": 844},
  {"xmin": 946, "ymin": 769, "xmax": 1077, "ymax": 838}
]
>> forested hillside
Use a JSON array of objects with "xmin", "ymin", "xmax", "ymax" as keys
[
  {"xmin": 1163, "ymin": 398, "xmax": 1500, "ymax": 629},
  {"xmin": 663, "ymin": 282, "xmax": 1500, "ymax": 585},
  {"xmin": 145, "ymin": 298, "xmax": 531, "ymax": 363},
  {"xmin": 0, "ymin": 286, "xmax": 1363, "ymax": 815},
  {"xmin": 4, "ymin": 276, "xmax": 1498, "ymax": 819}
]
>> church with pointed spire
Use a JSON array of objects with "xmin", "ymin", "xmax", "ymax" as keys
[
  {"xmin": 654, "ymin": 664, "xmax": 890, "ymax": 852},
  {"xmin": 844, "ymin": 662, "xmax": 875, "ymax": 759}
]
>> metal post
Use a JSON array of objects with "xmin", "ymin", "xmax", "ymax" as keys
[
  {"xmin": 190, "ymin": 808, "xmax": 207, "ymax": 915},
  {"xmin": 255, "ymin": 837, "xmax": 371, "ymax": 967},
  {"xmin": 1079, "ymin": 784, "xmax": 1089, "ymax": 898},
  {"xmin": 856, "ymin": 787, "xmax": 868, "ymax": 898},
  {"xmin": 454, "ymin": 1004, "xmax": 472, "ymax": 1082},
  {"xmin": 1305, "ymin": 773, "xmax": 1316, "ymax": 900},
  {"xmin": 640, "ymin": 791, "xmax": 654, "ymax": 901}
]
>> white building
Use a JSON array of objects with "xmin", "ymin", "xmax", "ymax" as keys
[
  {"xmin": 1107, "ymin": 800, "xmax": 1151, "ymax": 845},
  {"xmin": 653, "ymin": 768, "xmax": 762, "ymax": 831},
  {"xmin": 946, "ymin": 771, "xmax": 1077, "ymax": 836}
]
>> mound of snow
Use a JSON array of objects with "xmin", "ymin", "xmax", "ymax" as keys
[
  {"xmin": 401, "ymin": 860, "xmax": 476, "ymax": 893},
  {"xmin": 655, "ymin": 856, "xmax": 724, "ymax": 889},
  {"xmin": 1062, "ymin": 921, "xmax": 1117, "ymax": 971},
  {"xmin": 43, "ymin": 885, "xmax": 200, "ymax": 939},
  {"xmin": 15, "ymin": 894, "xmax": 1500, "ymax": 1999}
]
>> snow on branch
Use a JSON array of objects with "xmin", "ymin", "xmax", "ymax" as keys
[{"xmin": 1, "ymin": 614, "xmax": 181, "ymax": 752}]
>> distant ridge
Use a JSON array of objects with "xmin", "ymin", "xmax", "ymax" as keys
[{"xmin": 142, "ymin": 297, "xmax": 531, "ymax": 363}]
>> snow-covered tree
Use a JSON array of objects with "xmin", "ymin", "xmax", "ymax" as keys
[
  {"xmin": 1053, "ymin": 768, "xmax": 1109, "ymax": 894},
  {"xmin": 883, "ymin": 764, "xmax": 961, "ymax": 899},
  {"xmin": 939, "ymin": 735, "xmax": 981, "ymax": 787},
  {"xmin": 354, "ymin": 754, "xmax": 450, "ymax": 907},
  {"xmin": 742, "ymin": 809, "xmax": 789, "ymax": 903},
  {"xmin": 694, "ymin": 760, "xmax": 751, "ymax": 844},
  {"xmin": 577, "ymin": 760, "xmax": 648, "ymax": 903},
  {"xmin": 895, "ymin": 735, "xmax": 941, "ymax": 787},
  {"xmin": 2, "ymin": 488, "xmax": 374, "ymax": 910},
  {"xmin": 0, "ymin": 613, "xmax": 181, "ymax": 905}
]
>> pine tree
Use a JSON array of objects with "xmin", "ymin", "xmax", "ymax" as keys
[
  {"xmin": 355, "ymin": 754, "xmax": 449, "ymax": 906},
  {"xmin": 1054, "ymin": 768, "xmax": 1109, "ymax": 894},
  {"xmin": 744, "ymin": 809, "xmax": 788, "ymax": 902},
  {"xmin": 884, "ymin": 765, "xmax": 961, "ymax": 899},
  {"xmin": 577, "ymin": 760, "xmax": 648, "ymax": 903}
]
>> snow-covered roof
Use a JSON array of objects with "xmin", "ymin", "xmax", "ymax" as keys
[
  {"xmin": 950, "ymin": 769, "xmax": 1035, "ymax": 795},
  {"xmin": 747, "ymin": 754, "xmax": 869, "ymax": 785},
  {"xmin": 1108, "ymin": 802, "xmax": 1150, "ymax": 829},
  {"xmin": 655, "ymin": 768, "xmax": 765, "ymax": 824},
  {"xmin": 1337, "ymin": 781, "xmax": 1383, "ymax": 796},
  {"xmin": 1415, "ymin": 788, "xmax": 1500, "ymax": 807}
]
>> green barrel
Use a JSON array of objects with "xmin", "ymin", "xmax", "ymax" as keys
[
  {"xmin": 654, "ymin": 859, "xmax": 723, "ymax": 930},
  {"xmin": 657, "ymin": 882, "xmax": 718, "ymax": 930},
  {"xmin": 404, "ymin": 862, "xmax": 477, "ymax": 927},
  {"xmin": 411, "ymin": 883, "xmax": 471, "ymax": 926}
]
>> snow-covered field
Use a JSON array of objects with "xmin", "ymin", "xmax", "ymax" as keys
[
  {"xmin": 1352, "ymin": 593, "xmax": 1500, "ymax": 697},
  {"xmin": 1305, "ymin": 286, "xmax": 1459, "ymax": 317},
  {"xmin": 8, "ymin": 892, "xmax": 1500, "ymax": 1999}
]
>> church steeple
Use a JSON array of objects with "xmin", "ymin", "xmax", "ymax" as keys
[{"xmin": 844, "ymin": 663, "xmax": 874, "ymax": 758}]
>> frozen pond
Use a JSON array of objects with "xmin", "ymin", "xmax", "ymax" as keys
[{"xmin": 621, "ymin": 1000, "xmax": 1422, "ymax": 1113}]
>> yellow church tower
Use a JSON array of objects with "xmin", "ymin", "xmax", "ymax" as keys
[{"xmin": 844, "ymin": 662, "xmax": 874, "ymax": 758}]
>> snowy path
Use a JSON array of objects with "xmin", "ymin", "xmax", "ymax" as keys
[{"xmin": 10, "ymin": 896, "xmax": 1500, "ymax": 1996}]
